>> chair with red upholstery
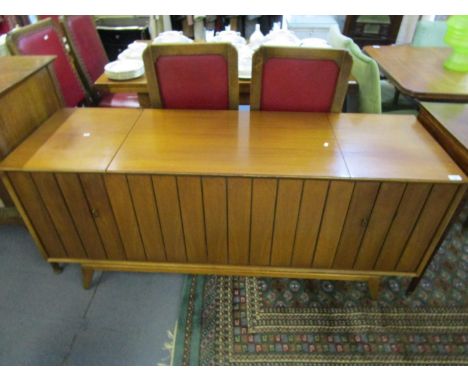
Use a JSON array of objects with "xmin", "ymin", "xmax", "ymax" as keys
[
  {"xmin": 7, "ymin": 18, "xmax": 89, "ymax": 107},
  {"xmin": 250, "ymin": 46, "xmax": 352, "ymax": 112},
  {"xmin": 60, "ymin": 15, "xmax": 139, "ymax": 108},
  {"xmin": 142, "ymin": 43, "xmax": 238, "ymax": 109}
]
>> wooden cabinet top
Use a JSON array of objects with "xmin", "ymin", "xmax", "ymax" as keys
[
  {"xmin": 0, "ymin": 56, "xmax": 56, "ymax": 96},
  {"xmin": 1, "ymin": 108, "xmax": 466, "ymax": 183},
  {"xmin": 363, "ymin": 45, "xmax": 468, "ymax": 101}
]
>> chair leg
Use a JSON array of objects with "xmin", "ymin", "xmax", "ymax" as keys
[
  {"xmin": 81, "ymin": 266, "xmax": 94, "ymax": 289},
  {"xmin": 367, "ymin": 277, "xmax": 381, "ymax": 300}
]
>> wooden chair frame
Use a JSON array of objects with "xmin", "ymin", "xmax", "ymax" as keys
[
  {"xmin": 6, "ymin": 17, "xmax": 90, "ymax": 105},
  {"xmin": 59, "ymin": 15, "xmax": 108, "ymax": 99},
  {"xmin": 142, "ymin": 43, "xmax": 239, "ymax": 109},
  {"xmin": 250, "ymin": 46, "xmax": 353, "ymax": 112}
]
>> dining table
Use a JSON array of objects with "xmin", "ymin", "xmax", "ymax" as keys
[{"xmin": 363, "ymin": 45, "xmax": 468, "ymax": 102}]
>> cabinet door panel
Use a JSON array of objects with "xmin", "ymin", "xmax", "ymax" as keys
[
  {"xmin": 31, "ymin": 173, "xmax": 87, "ymax": 259},
  {"xmin": 177, "ymin": 176, "xmax": 207, "ymax": 263},
  {"xmin": 55, "ymin": 173, "xmax": 107, "ymax": 260},
  {"xmin": 127, "ymin": 175, "xmax": 166, "ymax": 262},
  {"xmin": 291, "ymin": 180, "xmax": 329, "ymax": 268},
  {"xmin": 332, "ymin": 182, "xmax": 380, "ymax": 269},
  {"xmin": 250, "ymin": 178, "xmax": 277, "ymax": 266},
  {"xmin": 227, "ymin": 178, "xmax": 251, "ymax": 265},
  {"xmin": 397, "ymin": 184, "xmax": 458, "ymax": 272},
  {"xmin": 353, "ymin": 182, "xmax": 405, "ymax": 270},
  {"xmin": 80, "ymin": 173, "xmax": 126, "ymax": 261},
  {"xmin": 202, "ymin": 177, "xmax": 228, "ymax": 264},
  {"xmin": 375, "ymin": 184, "xmax": 432, "ymax": 271},
  {"xmin": 271, "ymin": 179, "xmax": 303, "ymax": 267},
  {"xmin": 105, "ymin": 174, "xmax": 147, "ymax": 261},
  {"xmin": 8, "ymin": 172, "xmax": 66, "ymax": 259},
  {"xmin": 152, "ymin": 175, "xmax": 187, "ymax": 263},
  {"xmin": 313, "ymin": 181, "xmax": 354, "ymax": 268}
]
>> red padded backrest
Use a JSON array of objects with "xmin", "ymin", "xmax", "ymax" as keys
[
  {"xmin": 15, "ymin": 24, "xmax": 85, "ymax": 107},
  {"xmin": 65, "ymin": 15, "xmax": 108, "ymax": 83},
  {"xmin": 155, "ymin": 55, "xmax": 229, "ymax": 109},
  {"xmin": 260, "ymin": 57, "xmax": 340, "ymax": 112}
]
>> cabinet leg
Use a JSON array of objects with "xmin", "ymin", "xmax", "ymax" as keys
[
  {"xmin": 50, "ymin": 262, "xmax": 64, "ymax": 274},
  {"xmin": 81, "ymin": 267, "xmax": 94, "ymax": 289},
  {"xmin": 367, "ymin": 277, "xmax": 381, "ymax": 300},
  {"xmin": 405, "ymin": 277, "xmax": 420, "ymax": 296}
]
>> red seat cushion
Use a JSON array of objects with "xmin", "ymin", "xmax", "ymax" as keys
[
  {"xmin": 65, "ymin": 16, "xmax": 108, "ymax": 83},
  {"xmin": 155, "ymin": 55, "xmax": 229, "ymax": 109},
  {"xmin": 98, "ymin": 93, "xmax": 140, "ymax": 108},
  {"xmin": 15, "ymin": 24, "xmax": 86, "ymax": 107},
  {"xmin": 260, "ymin": 58, "xmax": 340, "ymax": 112}
]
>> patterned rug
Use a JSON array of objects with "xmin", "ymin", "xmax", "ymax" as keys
[{"xmin": 172, "ymin": 202, "xmax": 468, "ymax": 365}]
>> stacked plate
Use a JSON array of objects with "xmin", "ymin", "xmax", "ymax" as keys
[{"xmin": 104, "ymin": 60, "xmax": 145, "ymax": 81}]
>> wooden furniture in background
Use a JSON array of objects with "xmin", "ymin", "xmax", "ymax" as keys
[
  {"xmin": 364, "ymin": 45, "xmax": 468, "ymax": 102},
  {"xmin": 343, "ymin": 16, "xmax": 403, "ymax": 48},
  {"xmin": 0, "ymin": 55, "xmax": 62, "ymax": 224},
  {"xmin": 1, "ymin": 108, "xmax": 466, "ymax": 298},
  {"xmin": 250, "ymin": 47, "xmax": 352, "ymax": 111},
  {"xmin": 6, "ymin": 18, "xmax": 89, "ymax": 107},
  {"xmin": 142, "ymin": 43, "xmax": 239, "ymax": 109},
  {"xmin": 418, "ymin": 102, "xmax": 468, "ymax": 175}
]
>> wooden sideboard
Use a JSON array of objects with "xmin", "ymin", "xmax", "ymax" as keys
[
  {"xmin": 1, "ymin": 108, "xmax": 466, "ymax": 298},
  {"xmin": 0, "ymin": 56, "xmax": 62, "ymax": 222}
]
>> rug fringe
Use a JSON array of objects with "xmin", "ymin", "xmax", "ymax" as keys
[{"xmin": 157, "ymin": 323, "xmax": 177, "ymax": 366}]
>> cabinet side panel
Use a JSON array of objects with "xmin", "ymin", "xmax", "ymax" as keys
[
  {"xmin": 55, "ymin": 173, "xmax": 107, "ymax": 260},
  {"xmin": 177, "ymin": 176, "xmax": 208, "ymax": 264},
  {"xmin": 353, "ymin": 182, "xmax": 406, "ymax": 270},
  {"xmin": 397, "ymin": 184, "xmax": 459, "ymax": 272},
  {"xmin": 127, "ymin": 175, "xmax": 166, "ymax": 262},
  {"xmin": 79, "ymin": 173, "xmax": 126, "ymax": 261},
  {"xmin": 312, "ymin": 181, "xmax": 354, "ymax": 268},
  {"xmin": 227, "ymin": 177, "xmax": 251, "ymax": 265},
  {"xmin": 250, "ymin": 178, "xmax": 277, "ymax": 266},
  {"xmin": 152, "ymin": 175, "xmax": 187, "ymax": 263},
  {"xmin": 31, "ymin": 173, "xmax": 87, "ymax": 259},
  {"xmin": 332, "ymin": 181, "xmax": 380, "ymax": 269},
  {"xmin": 270, "ymin": 179, "xmax": 303, "ymax": 267},
  {"xmin": 374, "ymin": 183, "xmax": 432, "ymax": 271},
  {"xmin": 202, "ymin": 177, "xmax": 228, "ymax": 264},
  {"xmin": 291, "ymin": 180, "xmax": 329, "ymax": 268},
  {"xmin": 0, "ymin": 68, "xmax": 61, "ymax": 158},
  {"xmin": 8, "ymin": 172, "xmax": 66, "ymax": 259},
  {"xmin": 104, "ymin": 174, "xmax": 147, "ymax": 261}
]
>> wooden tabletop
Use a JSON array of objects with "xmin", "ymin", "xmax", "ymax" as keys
[
  {"xmin": 2, "ymin": 107, "xmax": 463, "ymax": 183},
  {"xmin": 0, "ymin": 108, "xmax": 142, "ymax": 172},
  {"xmin": 364, "ymin": 45, "xmax": 468, "ymax": 102},
  {"xmin": 418, "ymin": 102, "xmax": 468, "ymax": 174}
]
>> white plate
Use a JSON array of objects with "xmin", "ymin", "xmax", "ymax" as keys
[{"xmin": 104, "ymin": 60, "xmax": 145, "ymax": 81}]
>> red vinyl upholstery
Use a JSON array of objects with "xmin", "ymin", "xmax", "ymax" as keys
[
  {"xmin": 260, "ymin": 58, "xmax": 340, "ymax": 112},
  {"xmin": 98, "ymin": 93, "xmax": 140, "ymax": 108},
  {"xmin": 14, "ymin": 24, "xmax": 86, "ymax": 107},
  {"xmin": 155, "ymin": 55, "xmax": 229, "ymax": 109},
  {"xmin": 63, "ymin": 15, "xmax": 109, "ymax": 84}
]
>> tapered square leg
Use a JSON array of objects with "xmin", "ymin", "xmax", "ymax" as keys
[
  {"xmin": 81, "ymin": 267, "xmax": 94, "ymax": 289},
  {"xmin": 367, "ymin": 277, "xmax": 381, "ymax": 300}
]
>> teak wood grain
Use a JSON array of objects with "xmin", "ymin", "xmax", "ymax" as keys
[
  {"xmin": 1, "ymin": 107, "xmax": 467, "ymax": 294},
  {"xmin": 364, "ymin": 45, "xmax": 468, "ymax": 102},
  {"xmin": 418, "ymin": 102, "xmax": 468, "ymax": 175}
]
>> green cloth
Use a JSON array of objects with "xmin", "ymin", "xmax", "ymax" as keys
[
  {"xmin": 328, "ymin": 26, "xmax": 381, "ymax": 113},
  {"xmin": 348, "ymin": 42, "xmax": 382, "ymax": 113},
  {"xmin": 412, "ymin": 20, "xmax": 448, "ymax": 47}
]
